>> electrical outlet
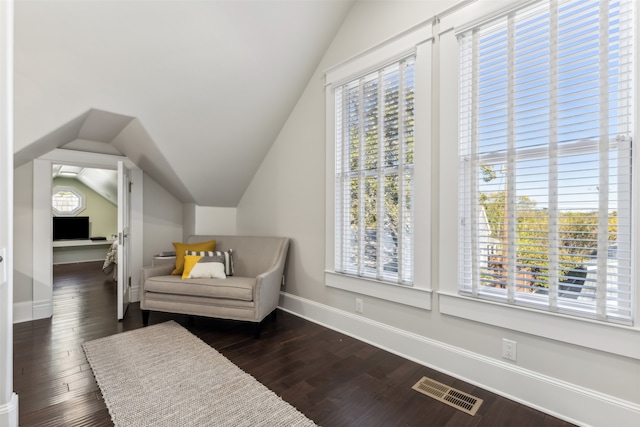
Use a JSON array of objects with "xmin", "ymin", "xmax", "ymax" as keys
[
  {"xmin": 502, "ymin": 338, "xmax": 517, "ymax": 361},
  {"xmin": 355, "ymin": 298, "xmax": 364, "ymax": 314}
]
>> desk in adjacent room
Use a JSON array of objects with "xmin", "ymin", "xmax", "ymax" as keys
[{"xmin": 52, "ymin": 239, "xmax": 115, "ymax": 264}]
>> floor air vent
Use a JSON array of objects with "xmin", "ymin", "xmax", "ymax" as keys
[{"xmin": 412, "ymin": 376, "xmax": 483, "ymax": 416}]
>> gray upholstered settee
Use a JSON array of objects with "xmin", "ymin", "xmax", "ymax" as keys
[{"xmin": 141, "ymin": 235, "xmax": 290, "ymax": 336}]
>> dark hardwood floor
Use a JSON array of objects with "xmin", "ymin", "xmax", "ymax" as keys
[{"xmin": 13, "ymin": 261, "xmax": 576, "ymax": 426}]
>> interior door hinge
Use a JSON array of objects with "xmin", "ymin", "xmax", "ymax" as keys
[
  {"xmin": 129, "ymin": 182, "xmax": 133, "ymax": 193},
  {"xmin": 128, "ymin": 277, "xmax": 131, "ymax": 288}
]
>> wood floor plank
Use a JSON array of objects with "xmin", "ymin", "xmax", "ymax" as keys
[{"xmin": 13, "ymin": 261, "xmax": 577, "ymax": 426}]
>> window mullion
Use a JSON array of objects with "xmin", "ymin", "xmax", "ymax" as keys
[
  {"xmin": 335, "ymin": 88, "xmax": 344, "ymax": 273},
  {"xmin": 506, "ymin": 14, "xmax": 516, "ymax": 304},
  {"xmin": 377, "ymin": 72, "xmax": 385, "ymax": 280},
  {"xmin": 397, "ymin": 60, "xmax": 406, "ymax": 283},
  {"xmin": 596, "ymin": 0, "xmax": 610, "ymax": 320},
  {"xmin": 470, "ymin": 30, "xmax": 480, "ymax": 297},
  {"xmin": 358, "ymin": 79, "xmax": 367, "ymax": 277},
  {"xmin": 547, "ymin": 0, "xmax": 559, "ymax": 311}
]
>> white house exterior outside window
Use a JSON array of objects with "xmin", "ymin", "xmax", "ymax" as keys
[{"xmin": 458, "ymin": 0, "xmax": 634, "ymax": 325}]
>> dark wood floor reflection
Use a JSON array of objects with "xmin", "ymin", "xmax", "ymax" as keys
[{"xmin": 13, "ymin": 261, "xmax": 576, "ymax": 426}]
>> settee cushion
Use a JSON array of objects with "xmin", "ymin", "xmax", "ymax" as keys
[{"xmin": 144, "ymin": 274, "xmax": 255, "ymax": 301}]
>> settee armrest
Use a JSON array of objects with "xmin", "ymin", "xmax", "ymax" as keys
[
  {"xmin": 141, "ymin": 264, "xmax": 174, "ymax": 311},
  {"xmin": 253, "ymin": 238, "xmax": 290, "ymax": 321},
  {"xmin": 142, "ymin": 264, "xmax": 174, "ymax": 281},
  {"xmin": 254, "ymin": 268, "xmax": 282, "ymax": 321}
]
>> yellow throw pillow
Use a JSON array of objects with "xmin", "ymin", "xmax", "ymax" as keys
[
  {"xmin": 171, "ymin": 240, "xmax": 216, "ymax": 275},
  {"xmin": 182, "ymin": 255, "xmax": 202, "ymax": 279}
]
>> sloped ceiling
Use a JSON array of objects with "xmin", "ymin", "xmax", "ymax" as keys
[
  {"xmin": 13, "ymin": 0, "xmax": 354, "ymax": 206},
  {"xmin": 53, "ymin": 164, "xmax": 118, "ymax": 206},
  {"xmin": 14, "ymin": 108, "xmax": 196, "ymax": 202}
]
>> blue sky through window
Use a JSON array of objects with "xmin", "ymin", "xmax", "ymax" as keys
[{"xmin": 474, "ymin": 0, "xmax": 629, "ymax": 212}]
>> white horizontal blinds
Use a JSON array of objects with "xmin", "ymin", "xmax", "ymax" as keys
[
  {"xmin": 335, "ymin": 86, "xmax": 346, "ymax": 274},
  {"xmin": 335, "ymin": 56, "xmax": 416, "ymax": 285},
  {"xmin": 458, "ymin": 0, "xmax": 633, "ymax": 324},
  {"xmin": 400, "ymin": 59, "xmax": 415, "ymax": 284},
  {"xmin": 458, "ymin": 32, "xmax": 478, "ymax": 296}
]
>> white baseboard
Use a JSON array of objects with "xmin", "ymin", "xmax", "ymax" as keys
[
  {"xmin": 278, "ymin": 292, "xmax": 640, "ymax": 427},
  {"xmin": 130, "ymin": 286, "xmax": 140, "ymax": 303},
  {"xmin": 13, "ymin": 301, "xmax": 32, "ymax": 324},
  {"xmin": 0, "ymin": 392, "xmax": 19, "ymax": 427},
  {"xmin": 32, "ymin": 299, "xmax": 52, "ymax": 320}
]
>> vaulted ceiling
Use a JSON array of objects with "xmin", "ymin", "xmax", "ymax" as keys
[{"xmin": 13, "ymin": 0, "xmax": 355, "ymax": 206}]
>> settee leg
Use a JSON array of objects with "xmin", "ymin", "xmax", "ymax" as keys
[
  {"xmin": 253, "ymin": 322, "xmax": 261, "ymax": 339},
  {"xmin": 142, "ymin": 310, "xmax": 150, "ymax": 326}
]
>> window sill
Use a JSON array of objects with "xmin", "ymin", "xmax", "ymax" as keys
[
  {"xmin": 438, "ymin": 291, "xmax": 640, "ymax": 360},
  {"xmin": 325, "ymin": 270, "xmax": 432, "ymax": 310}
]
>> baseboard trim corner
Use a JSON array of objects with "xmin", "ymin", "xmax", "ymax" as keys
[
  {"xmin": 13, "ymin": 301, "xmax": 32, "ymax": 324},
  {"xmin": 129, "ymin": 286, "xmax": 140, "ymax": 303},
  {"xmin": 32, "ymin": 299, "xmax": 52, "ymax": 320},
  {"xmin": 278, "ymin": 292, "xmax": 640, "ymax": 427}
]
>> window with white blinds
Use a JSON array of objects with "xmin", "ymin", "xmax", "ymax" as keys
[
  {"xmin": 458, "ymin": 0, "xmax": 633, "ymax": 324},
  {"xmin": 334, "ymin": 57, "xmax": 415, "ymax": 285}
]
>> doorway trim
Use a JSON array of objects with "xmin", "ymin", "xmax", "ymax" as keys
[{"xmin": 32, "ymin": 149, "xmax": 143, "ymax": 320}]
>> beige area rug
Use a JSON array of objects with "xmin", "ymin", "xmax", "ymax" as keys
[{"xmin": 83, "ymin": 321, "xmax": 317, "ymax": 427}]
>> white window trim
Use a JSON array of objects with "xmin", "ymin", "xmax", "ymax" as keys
[
  {"xmin": 52, "ymin": 185, "xmax": 86, "ymax": 216},
  {"xmin": 436, "ymin": 0, "xmax": 640, "ymax": 358},
  {"xmin": 325, "ymin": 20, "xmax": 433, "ymax": 308},
  {"xmin": 440, "ymin": 291, "xmax": 640, "ymax": 360}
]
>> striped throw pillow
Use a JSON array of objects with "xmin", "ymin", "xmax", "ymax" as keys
[{"xmin": 185, "ymin": 249, "xmax": 234, "ymax": 276}]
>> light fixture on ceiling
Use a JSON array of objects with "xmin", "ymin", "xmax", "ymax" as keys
[{"xmin": 59, "ymin": 171, "xmax": 78, "ymax": 177}]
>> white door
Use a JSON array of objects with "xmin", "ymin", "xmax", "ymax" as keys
[{"xmin": 117, "ymin": 161, "xmax": 131, "ymax": 320}]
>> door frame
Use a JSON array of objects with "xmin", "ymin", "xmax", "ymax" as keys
[
  {"xmin": 0, "ymin": 0, "xmax": 18, "ymax": 424},
  {"xmin": 32, "ymin": 149, "xmax": 143, "ymax": 320},
  {"xmin": 117, "ymin": 160, "xmax": 131, "ymax": 320}
]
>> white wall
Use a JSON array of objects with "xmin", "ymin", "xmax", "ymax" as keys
[
  {"xmin": 142, "ymin": 173, "xmax": 183, "ymax": 266},
  {"xmin": 186, "ymin": 205, "xmax": 237, "ymax": 240},
  {"xmin": 237, "ymin": 1, "xmax": 640, "ymax": 425},
  {"xmin": 13, "ymin": 162, "xmax": 32, "ymax": 308},
  {"xmin": 183, "ymin": 203, "xmax": 196, "ymax": 241},
  {"xmin": 195, "ymin": 206, "xmax": 236, "ymax": 236}
]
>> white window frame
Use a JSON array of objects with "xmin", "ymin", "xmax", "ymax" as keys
[
  {"xmin": 457, "ymin": 0, "xmax": 634, "ymax": 325},
  {"xmin": 52, "ymin": 185, "xmax": 86, "ymax": 216},
  {"xmin": 436, "ymin": 0, "xmax": 640, "ymax": 359},
  {"xmin": 325, "ymin": 21, "xmax": 434, "ymax": 309}
]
